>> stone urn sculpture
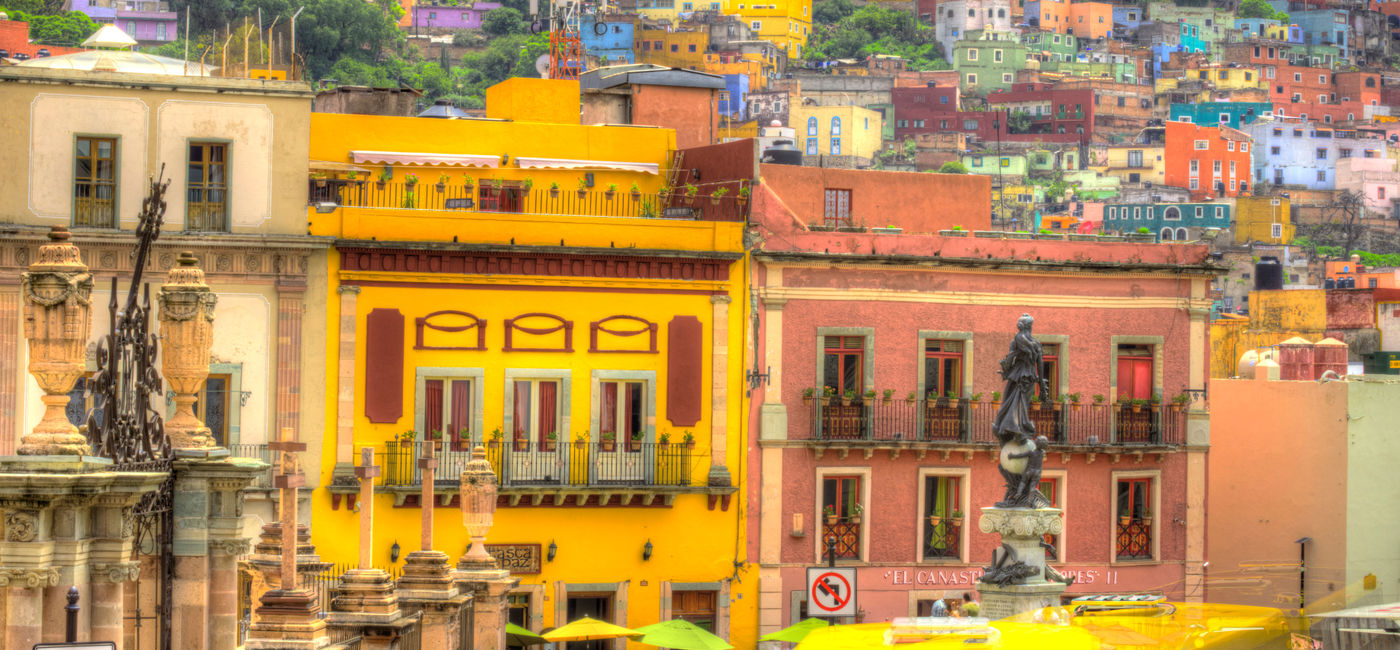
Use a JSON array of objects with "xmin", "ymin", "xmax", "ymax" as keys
[
  {"xmin": 158, "ymin": 251, "xmax": 218, "ymax": 449},
  {"xmin": 18, "ymin": 226, "xmax": 93, "ymax": 456},
  {"xmin": 459, "ymin": 445, "xmax": 499, "ymax": 569}
]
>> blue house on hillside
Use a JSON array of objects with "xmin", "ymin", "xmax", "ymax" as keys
[
  {"xmin": 1170, "ymin": 102, "xmax": 1273, "ymax": 129},
  {"xmin": 1103, "ymin": 202, "xmax": 1231, "ymax": 241},
  {"xmin": 718, "ymin": 74, "xmax": 749, "ymax": 120},
  {"xmin": 581, "ymin": 16, "xmax": 636, "ymax": 66}
]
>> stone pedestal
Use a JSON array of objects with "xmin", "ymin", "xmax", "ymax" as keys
[
  {"xmin": 327, "ymin": 570, "xmax": 412, "ymax": 650},
  {"xmin": 244, "ymin": 588, "xmax": 329, "ymax": 650},
  {"xmin": 248, "ymin": 523, "xmax": 332, "ymax": 599},
  {"xmin": 397, "ymin": 551, "xmax": 469, "ymax": 649},
  {"xmin": 976, "ymin": 507, "xmax": 1067, "ymax": 620},
  {"xmin": 454, "ymin": 562, "xmax": 519, "ymax": 650}
]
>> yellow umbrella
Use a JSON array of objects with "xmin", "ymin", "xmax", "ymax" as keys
[{"xmin": 542, "ymin": 616, "xmax": 645, "ymax": 642}]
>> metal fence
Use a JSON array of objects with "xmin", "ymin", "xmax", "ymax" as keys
[
  {"xmin": 378, "ymin": 440, "xmax": 705, "ymax": 489},
  {"xmin": 803, "ymin": 398, "xmax": 1186, "ymax": 446},
  {"xmin": 310, "ymin": 180, "xmax": 749, "ymax": 222},
  {"xmin": 228, "ymin": 443, "xmax": 274, "ymax": 489}
]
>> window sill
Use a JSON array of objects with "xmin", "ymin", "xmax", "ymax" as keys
[{"xmin": 1109, "ymin": 558, "xmax": 1161, "ymax": 567}]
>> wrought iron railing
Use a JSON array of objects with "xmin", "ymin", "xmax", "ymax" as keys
[
  {"xmin": 186, "ymin": 202, "xmax": 228, "ymax": 232},
  {"xmin": 309, "ymin": 180, "xmax": 748, "ymax": 222},
  {"xmin": 821, "ymin": 520, "xmax": 862, "ymax": 559},
  {"xmin": 803, "ymin": 398, "xmax": 1186, "ymax": 446},
  {"xmin": 924, "ymin": 518, "xmax": 963, "ymax": 560},
  {"xmin": 75, "ymin": 195, "xmax": 115, "ymax": 228},
  {"xmin": 1115, "ymin": 518, "xmax": 1153, "ymax": 560},
  {"xmin": 377, "ymin": 440, "xmax": 706, "ymax": 489},
  {"xmin": 228, "ymin": 444, "xmax": 275, "ymax": 489}
]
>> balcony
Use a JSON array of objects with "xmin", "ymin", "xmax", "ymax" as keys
[
  {"xmin": 924, "ymin": 518, "xmax": 963, "ymax": 560},
  {"xmin": 227, "ymin": 444, "xmax": 276, "ymax": 490},
  {"xmin": 820, "ymin": 519, "xmax": 861, "ymax": 559},
  {"xmin": 364, "ymin": 441, "xmax": 727, "ymax": 508},
  {"xmin": 800, "ymin": 398, "xmax": 1186, "ymax": 453},
  {"xmin": 1115, "ymin": 517, "xmax": 1153, "ymax": 560},
  {"xmin": 309, "ymin": 180, "xmax": 748, "ymax": 222}
]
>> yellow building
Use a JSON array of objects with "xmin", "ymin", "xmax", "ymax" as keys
[
  {"xmin": 991, "ymin": 183, "xmax": 1045, "ymax": 222},
  {"xmin": 788, "ymin": 104, "xmax": 883, "ymax": 161},
  {"xmin": 307, "ymin": 78, "xmax": 754, "ymax": 643},
  {"xmin": 636, "ymin": 28, "xmax": 710, "ymax": 69},
  {"xmin": 721, "ymin": 0, "xmax": 811, "ymax": 58},
  {"xmin": 1093, "ymin": 143, "xmax": 1166, "ymax": 186},
  {"xmin": 1233, "ymin": 195, "xmax": 1294, "ymax": 245}
]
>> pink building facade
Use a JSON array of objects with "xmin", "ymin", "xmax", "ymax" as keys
[
  {"xmin": 747, "ymin": 174, "xmax": 1215, "ymax": 633},
  {"xmin": 1336, "ymin": 156, "xmax": 1400, "ymax": 216}
]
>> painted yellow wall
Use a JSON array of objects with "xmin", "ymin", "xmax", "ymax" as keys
[
  {"xmin": 721, "ymin": 0, "xmax": 812, "ymax": 56},
  {"xmin": 637, "ymin": 29, "xmax": 710, "ymax": 69},
  {"xmin": 486, "ymin": 78, "xmax": 581, "ymax": 124},
  {"xmin": 1096, "ymin": 145, "xmax": 1166, "ymax": 186},
  {"xmin": 1210, "ymin": 289, "xmax": 1327, "ymax": 377},
  {"xmin": 788, "ymin": 104, "xmax": 883, "ymax": 159},
  {"xmin": 1233, "ymin": 196, "xmax": 1294, "ymax": 245}
]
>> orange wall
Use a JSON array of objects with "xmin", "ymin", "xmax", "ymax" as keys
[
  {"xmin": 486, "ymin": 78, "xmax": 580, "ymax": 124},
  {"xmin": 1206, "ymin": 378, "xmax": 1349, "ymax": 610},
  {"xmin": 632, "ymin": 84, "xmax": 719, "ymax": 149},
  {"xmin": 757, "ymin": 163, "xmax": 991, "ymax": 232},
  {"xmin": 1165, "ymin": 121, "xmax": 1254, "ymax": 200}
]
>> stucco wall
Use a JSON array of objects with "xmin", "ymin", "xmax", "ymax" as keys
[
  {"xmin": 1206, "ymin": 378, "xmax": 1349, "ymax": 610},
  {"xmin": 757, "ymin": 164, "xmax": 991, "ymax": 232},
  {"xmin": 1346, "ymin": 378, "xmax": 1400, "ymax": 603},
  {"xmin": 1327, "ymin": 290, "xmax": 1375, "ymax": 330}
]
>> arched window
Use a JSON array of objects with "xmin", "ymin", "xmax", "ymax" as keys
[
  {"xmin": 1160, "ymin": 227, "xmax": 1174, "ymax": 241},
  {"xmin": 1164, "ymin": 206, "xmax": 1181, "ymax": 221},
  {"xmin": 998, "ymin": 8, "xmax": 1006, "ymax": 17},
  {"xmin": 807, "ymin": 116, "xmax": 817, "ymax": 136},
  {"xmin": 1366, "ymin": 76, "xmax": 1377, "ymax": 88},
  {"xmin": 1176, "ymin": 227, "xmax": 1188, "ymax": 241},
  {"xmin": 831, "ymin": 116, "xmax": 841, "ymax": 136}
]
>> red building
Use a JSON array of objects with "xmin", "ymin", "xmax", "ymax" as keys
[
  {"xmin": 1164, "ymin": 120, "xmax": 1253, "ymax": 200},
  {"xmin": 745, "ymin": 163, "xmax": 1215, "ymax": 631},
  {"xmin": 985, "ymin": 82, "xmax": 1095, "ymax": 141},
  {"xmin": 0, "ymin": 17, "xmax": 85, "ymax": 60},
  {"xmin": 1220, "ymin": 42, "xmax": 1383, "ymax": 123},
  {"xmin": 892, "ymin": 84, "xmax": 1084, "ymax": 145}
]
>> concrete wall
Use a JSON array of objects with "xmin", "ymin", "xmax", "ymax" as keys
[
  {"xmin": 1347, "ymin": 378, "xmax": 1400, "ymax": 602},
  {"xmin": 1206, "ymin": 377, "xmax": 1349, "ymax": 610},
  {"xmin": 757, "ymin": 163, "xmax": 990, "ymax": 232}
]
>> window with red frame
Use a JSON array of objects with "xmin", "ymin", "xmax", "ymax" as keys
[
  {"xmin": 479, "ymin": 185, "xmax": 523, "ymax": 213},
  {"xmin": 821, "ymin": 475, "xmax": 862, "ymax": 559},
  {"xmin": 1116, "ymin": 344, "xmax": 1153, "ymax": 400},
  {"xmin": 923, "ymin": 339, "xmax": 964, "ymax": 398},
  {"xmin": 600, "ymin": 380, "xmax": 645, "ymax": 451},
  {"xmin": 1040, "ymin": 343, "xmax": 1060, "ymax": 399},
  {"xmin": 822, "ymin": 336, "xmax": 864, "ymax": 398},
  {"xmin": 425, "ymin": 378, "xmax": 473, "ymax": 451},
  {"xmin": 1038, "ymin": 478, "xmax": 1060, "ymax": 560},
  {"xmin": 1115, "ymin": 477, "xmax": 1153, "ymax": 560}
]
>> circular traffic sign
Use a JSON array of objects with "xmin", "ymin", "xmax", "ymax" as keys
[{"xmin": 810, "ymin": 571, "xmax": 853, "ymax": 612}]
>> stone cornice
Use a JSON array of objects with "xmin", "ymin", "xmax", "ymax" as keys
[
  {"xmin": 0, "ymin": 231, "xmax": 327, "ymax": 283},
  {"xmin": 755, "ymin": 251, "xmax": 1225, "ymax": 276}
]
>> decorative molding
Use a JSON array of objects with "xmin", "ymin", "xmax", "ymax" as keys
[
  {"xmin": 339, "ymin": 247, "xmax": 732, "ymax": 283},
  {"xmin": 1, "ymin": 238, "xmax": 320, "ymax": 287},
  {"xmin": 978, "ymin": 507, "xmax": 1064, "ymax": 538},
  {"xmin": 589, "ymin": 315, "xmax": 658, "ymax": 354},
  {"xmin": 415, "ymin": 310, "xmax": 487, "ymax": 351},
  {"xmin": 212, "ymin": 537, "xmax": 254, "ymax": 557},
  {"xmin": 504, "ymin": 313, "xmax": 573, "ymax": 353},
  {"xmin": 0, "ymin": 567, "xmax": 60, "ymax": 588},
  {"xmin": 4, "ymin": 511, "xmax": 37, "ymax": 542},
  {"xmin": 91, "ymin": 562, "xmax": 141, "ymax": 583}
]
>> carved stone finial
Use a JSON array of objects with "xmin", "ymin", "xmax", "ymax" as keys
[
  {"xmin": 17, "ymin": 226, "xmax": 93, "ymax": 455},
  {"xmin": 159, "ymin": 251, "xmax": 218, "ymax": 449}
]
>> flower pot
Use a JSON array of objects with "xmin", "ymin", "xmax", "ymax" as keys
[
  {"xmin": 627, "ymin": 439, "xmax": 643, "ymax": 452},
  {"xmin": 376, "ymin": 181, "xmax": 387, "ymax": 190},
  {"xmin": 488, "ymin": 439, "xmax": 501, "ymax": 450},
  {"xmin": 314, "ymin": 179, "xmax": 327, "ymax": 188},
  {"xmin": 577, "ymin": 189, "xmax": 588, "ymax": 199},
  {"xmin": 850, "ymin": 515, "xmax": 862, "ymax": 525},
  {"xmin": 928, "ymin": 516, "xmax": 942, "ymax": 527},
  {"xmin": 970, "ymin": 401, "xmax": 980, "ymax": 410},
  {"xmin": 803, "ymin": 395, "xmax": 813, "ymax": 405},
  {"xmin": 882, "ymin": 396, "xmax": 892, "ymax": 405},
  {"xmin": 435, "ymin": 182, "xmax": 446, "ymax": 192},
  {"xmin": 1131, "ymin": 404, "xmax": 1142, "ymax": 413},
  {"xmin": 1071, "ymin": 403, "xmax": 1082, "ymax": 411},
  {"xmin": 950, "ymin": 517, "xmax": 963, "ymax": 526},
  {"xmin": 841, "ymin": 398, "xmax": 852, "ymax": 406},
  {"xmin": 683, "ymin": 441, "xmax": 696, "ymax": 450},
  {"xmin": 600, "ymin": 440, "xmax": 616, "ymax": 452},
  {"xmin": 826, "ymin": 515, "xmax": 838, "ymax": 525},
  {"xmin": 1053, "ymin": 402, "xmax": 1063, "ymax": 411},
  {"xmin": 1119, "ymin": 516, "xmax": 1132, "ymax": 526},
  {"xmin": 514, "ymin": 439, "xmax": 529, "ymax": 452},
  {"xmin": 550, "ymin": 188, "xmax": 560, "ymax": 198},
  {"xmin": 710, "ymin": 197, "xmax": 721, "ymax": 206},
  {"xmin": 606, "ymin": 191, "xmax": 617, "ymax": 200},
  {"xmin": 631, "ymin": 190, "xmax": 641, "ymax": 199}
]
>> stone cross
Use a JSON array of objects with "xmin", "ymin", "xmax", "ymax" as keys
[
  {"xmin": 354, "ymin": 446, "xmax": 380, "ymax": 571},
  {"xmin": 269, "ymin": 426, "xmax": 307, "ymax": 591},
  {"xmin": 419, "ymin": 439, "xmax": 437, "ymax": 552}
]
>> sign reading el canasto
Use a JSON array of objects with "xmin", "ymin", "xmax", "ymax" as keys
[{"xmin": 484, "ymin": 544, "xmax": 542, "ymax": 575}]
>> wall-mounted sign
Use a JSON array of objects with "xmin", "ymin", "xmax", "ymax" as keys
[
  {"xmin": 881, "ymin": 567, "xmax": 1120, "ymax": 587},
  {"xmin": 445, "ymin": 198, "xmax": 474, "ymax": 209},
  {"xmin": 486, "ymin": 544, "xmax": 542, "ymax": 575}
]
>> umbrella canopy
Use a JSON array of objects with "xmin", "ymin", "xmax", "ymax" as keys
[
  {"xmin": 635, "ymin": 619, "xmax": 733, "ymax": 650},
  {"xmin": 82, "ymin": 24, "xmax": 138, "ymax": 48},
  {"xmin": 506, "ymin": 622, "xmax": 548, "ymax": 647},
  {"xmin": 758, "ymin": 618, "xmax": 832, "ymax": 643},
  {"xmin": 542, "ymin": 616, "xmax": 644, "ymax": 642}
]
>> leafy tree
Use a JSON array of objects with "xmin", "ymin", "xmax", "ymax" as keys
[
  {"xmin": 938, "ymin": 161, "xmax": 968, "ymax": 174},
  {"xmin": 482, "ymin": 7, "xmax": 525, "ymax": 37},
  {"xmin": 166, "ymin": 0, "xmax": 239, "ymax": 36},
  {"xmin": 1006, "ymin": 111, "xmax": 1032, "ymax": 134},
  {"xmin": 244, "ymin": 0, "xmax": 403, "ymax": 80},
  {"xmin": 0, "ymin": 0, "xmax": 64, "ymax": 15},
  {"xmin": 813, "ymin": 0, "xmax": 854, "ymax": 25},
  {"xmin": 805, "ymin": 5, "xmax": 946, "ymax": 69},
  {"xmin": 2, "ymin": 8, "xmax": 99, "ymax": 46}
]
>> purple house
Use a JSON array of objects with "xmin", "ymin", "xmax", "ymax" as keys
[
  {"xmin": 411, "ymin": 2, "xmax": 504, "ymax": 30},
  {"xmin": 65, "ymin": 0, "xmax": 178, "ymax": 44}
]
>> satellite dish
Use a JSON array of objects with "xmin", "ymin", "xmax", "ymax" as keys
[{"xmin": 535, "ymin": 54, "xmax": 551, "ymax": 77}]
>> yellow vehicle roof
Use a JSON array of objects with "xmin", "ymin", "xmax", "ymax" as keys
[{"xmin": 794, "ymin": 621, "xmax": 1102, "ymax": 649}]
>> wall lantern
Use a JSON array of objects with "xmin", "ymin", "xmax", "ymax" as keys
[
  {"xmin": 547, "ymin": 540, "xmax": 558, "ymax": 562},
  {"xmin": 643, "ymin": 539, "xmax": 654, "ymax": 561},
  {"xmin": 390, "ymin": 540, "xmax": 401, "ymax": 563}
]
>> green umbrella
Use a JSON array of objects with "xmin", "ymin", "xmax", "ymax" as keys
[
  {"xmin": 635, "ymin": 619, "xmax": 734, "ymax": 650},
  {"xmin": 506, "ymin": 622, "xmax": 548, "ymax": 646},
  {"xmin": 758, "ymin": 618, "xmax": 833, "ymax": 643}
]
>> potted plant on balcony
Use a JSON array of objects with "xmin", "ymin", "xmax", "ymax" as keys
[
  {"xmin": 377, "ymin": 168, "xmax": 391, "ymax": 189},
  {"xmin": 312, "ymin": 171, "xmax": 329, "ymax": 188},
  {"xmin": 1030, "ymin": 393, "xmax": 1042, "ymax": 409},
  {"xmin": 1069, "ymin": 392, "xmax": 1082, "ymax": 410},
  {"xmin": 823, "ymin": 386, "xmax": 837, "ymax": 403},
  {"xmin": 710, "ymin": 186, "xmax": 729, "ymax": 206},
  {"xmin": 737, "ymin": 185, "xmax": 750, "ymax": 207},
  {"xmin": 1119, "ymin": 511, "xmax": 1132, "ymax": 527},
  {"xmin": 549, "ymin": 181, "xmax": 561, "ymax": 198},
  {"xmin": 1172, "ymin": 392, "xmax": 1191, "ymax": 411},
  {"xmin": 436, "ymin": 173, "xmax": 449, "ymax": 192},
  {"xmin": 841, "ymin": 389, "xmax": 856, "ymax": 406},
  {"xmin": 684, "ymin": 183, "xmax": 699, "ymax": 205},
  {"xmin": 862, "ymin": 388, "xmax": 876, "ymax": 403},
  {"xmin": 882, "ymin": 388, "xmax": 894, "ymax": 404},
  {"xmin": 599, "ymin": 431, "xmax": 617, "ymax": 452},
  {"xmin": 945, "ymin": 390, "xmax": 960, "ymax": 408},
  {"xmin": 680, "ymin": 431, "xmax": 696, "ymax": 449},
  {"xmin": 345, "ymin": 170, "xmax": 361, "ymax": 186},
  {"xmin": 457, "ymin": 427, "xmax": 471, "ymax": 449},
  {"xmin": 659, "ymin": 185, "xmax": 673, "ymax": 204},
  {"xmin": 487, "ymin": 427, "xmax": 502, "ymax": 450},
  {"xmin": 605, "ymin": 183, "xmax": 618, "ymax": 200},
  {"xmin": 628, "ymin": 430, "xmax": 644, "ymax": 452},
  {"xmin": 491, "ymin": 177, "xmax": 505, "ymax": 192},
  {"xmin": 928, "ymin": 511, "xmax": 942, "ymax": 527},
  {"xmin": 543, "ymin": 430, "xmax": 558, "ymax": 452},
  {"xmin": 906, "ymin": 390, "xmax": 917, "ymax": 403},
  {"xmin": 1149, "ymin": 393, "xmax": 1162, "ymax": 411},
  {"xmin": 950, "ymin": 509, "xmax": 964, "ymax": 525},
  {"xmin": 1140, "ymin": 508, "xmax": 1152, "ymax": 523},
  {"xmin": 1129, "ymin": 398, "xmax": 1144, "ymax": 413},
  {"xmin": 576, "ymin": 177, "xmax": 589, "ymax": 199},
  {"xmin": 396, "ymin": 429, "xmax": 417, "ymax": 451},
  {"xmin": 824, "ymin": 505, "xmax": 838, "ymax": 525},
  {"xmin": 513, "ymin": 429, "xmax": 530, "ymax": 452},
  {"xmin": 1054, "ymin": 393, "xmax": 1067, "ymax": 411},
  {"xmin": 403, "ymin": 172, "xmax": 419, "ymax": 188},
  {"xmin": 657, "ymin": 432, "xmax": 671, "ymax": 449},
  {"xmin": 802, "ymin": 387, "xmax": 815, "ymax": 405},
  {"xmin": 427, "ymin": 429, "xmax": 443, "ymax": 453},
  {"xmin": 462, "ymin": 173, "xmax": 474, "ymax": 190},
  {"xmin": 521, "ymin": 177, "xmax": 534, "ymax": 194},
  {"xmin": 574, "ymin": 432, "xmax": 589, "ymax": 450},
  {"xmin": 849, "ymin": 502, "xmax": 864, "ymax": 525},
  {"xmin": 1093, "ymin": 393, "xmax": 1106, "ymax": 406},
  {"xmin": 969, "ymin": 392, "xmax": 983, "ymax": 409},
  {"xmin": 991, "ymin": 391, "xmax": 1002, "ymax": 408},
  {"xmin": 630, "ymin": 182, "xmax": 642, "ymax": 199}
]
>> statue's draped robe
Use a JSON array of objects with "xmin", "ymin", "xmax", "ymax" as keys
[{"xmin": 993, "ymin": 331, "xmax": 1043, "ymax": 445}]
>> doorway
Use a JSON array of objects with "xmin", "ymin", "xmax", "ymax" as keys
[{"xmin": 566, "ymin": 594, "xmax": 612, "ymax": 650}]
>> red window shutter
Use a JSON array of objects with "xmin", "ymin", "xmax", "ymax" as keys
[
  {"xmin": 364, "ymin": 308, "xmax": 405, "ymax": 423},
  {"xmin": 667, "ymin": 315, "xmax": 703, "ymax": 427}
]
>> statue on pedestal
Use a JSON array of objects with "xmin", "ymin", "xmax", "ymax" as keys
[{"xmin": 992, "ymin": 314, "xmax": 1051, "ymax": 509}]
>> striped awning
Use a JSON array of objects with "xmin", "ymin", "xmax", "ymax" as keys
[
  {"xmin": 515, "ymin": 157, "xmax": 660, "ymax": 175},
  {"xmin": 349, "ymin": 151, "xmax": 499, "ymax": 168}
]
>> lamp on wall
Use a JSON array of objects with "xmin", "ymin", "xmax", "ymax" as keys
[
  {"xmin": 390, "ymin": 540, "xmax": 401, "ymax": 563},
  {"xmin": 642, "ymin": 539, "xmax": 654, "ymax": 561},
  {"xmin": 548, "ymin": 540, "xmax": 558, "ymax": 562}
]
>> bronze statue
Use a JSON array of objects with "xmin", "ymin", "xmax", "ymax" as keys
[{"xmin": 993, "ymin": 314, "xmax": 1051, "ymax": 509}]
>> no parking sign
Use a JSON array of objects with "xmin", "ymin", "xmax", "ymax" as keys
[{"xmin": 806, "ymin": 566, "xmax": 857, "ymax": 618}]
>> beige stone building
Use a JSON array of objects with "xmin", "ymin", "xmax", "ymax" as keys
[{"xmin": 0, "ymin": 64, "xmax": 328, "ymax": 535}]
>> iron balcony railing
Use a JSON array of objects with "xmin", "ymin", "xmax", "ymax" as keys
[
  {"xmin": 821, "ymin": 519, "xmax": 861, "ymax": 559},
  {"xmin": 924, "ymin": 518, "xmax": 963, "ymax": 560},
  {"xmin": 376, "ymin": 440, "xmax": 707, "ymax": 489},
  {"xmin": 309, "ymin": 180, "xmax": 748, "ymax": 222},
  {"xmin": 227, "ymin": 443, "xmax": 275, "ymax": 489},
  {"xmin": 1115, "ymin": 517, "xmax": 1153, "ymax": 560},
  {"xmin": 802, "ymin": 398, "xmax": 1186, "ymax": 446}
]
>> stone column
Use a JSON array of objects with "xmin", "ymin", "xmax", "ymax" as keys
[
  {"xmin": 159, "ymin": 251, "xmax": 219, "ymax": 449},
  {"xmin": 396, "ymin": 441, "xmax": 468, "ymax": 649},
  {"xmin": 707, "ymin": 294, "xmax": 732, "ymax": 487},
  {"xmin": 975, "ymin": 507, "xmax": 1068, "ymax": 619},
  {"xmin": 276, "ymin": 287, "xmax": 304, "ymax": 442},
  {"xmin": 327, "ymin": 448, "xmax": 409, "ymax": 650},
  {"xmin": 335, "ymin": 285, "xmax": 360, "ymax": 468},
  {"xmin": 4, "ymin": 574, "xmax": 50, "ymax": 649},
  {"xmin": 89, "ymin": 580, "xmax": 125, "ymax": 644},
  {"xmin": 456, "ymin": 446, "xmax": 516, "ymax": 650},
  {"xmin": 0, "ymin": 287, "xmax": 21, "ymax": 456},
  {"xmin": 17, "ymin": 226, "xmax": 92, "ymax": 456},
  {"xmin": 454, "ymin": 569, "xmax": 517, "ymax": 650}
]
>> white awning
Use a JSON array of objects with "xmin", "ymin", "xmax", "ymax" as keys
[
  {"xmin": 515, "ymin": 157, "xmax": 660, "ymax": 175},
  {"xmin": 350, "ymin": 151, "xmax": 499, "ymax": 168}
]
